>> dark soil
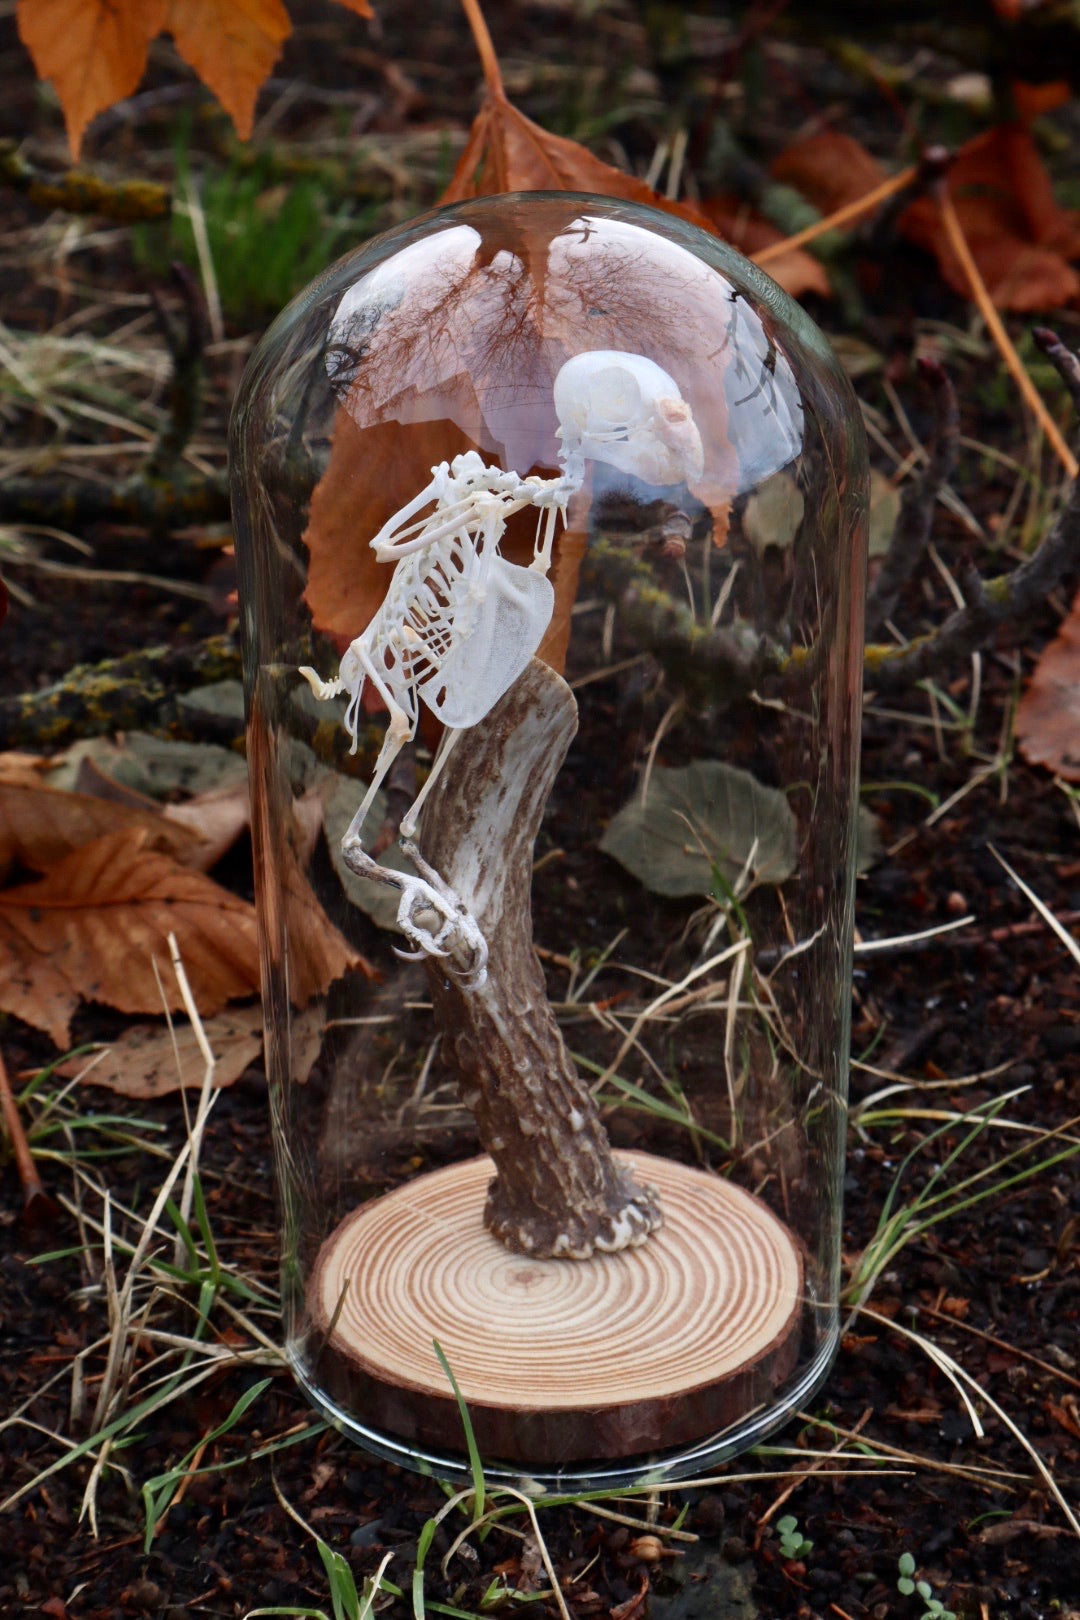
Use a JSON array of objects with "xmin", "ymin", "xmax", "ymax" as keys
[{"xmin": 1, "ymin": 4, "xmax": 1079, "ymax": 1619}]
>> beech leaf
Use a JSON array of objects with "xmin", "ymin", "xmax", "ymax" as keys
[
  {"xmin": 0, "ymin": 780, "xmax": 207, "ymax": 884},
  {"xmin": 599, "ymin": 761, "xmax": 797, "ymax": 900},
  {"xmin": 441, "ymin": 88, "xmax": 719, "ymax": 237},
  {"xmin": 0, "ymin": 827, "xmax": 262, "ymax": 1047},
  {"xmin": 16, "ymin": 0, "xmax": 167, "ymax": 159},
  {"xmin": 1016, "ymin": 585, "xmax": 1080, "ymax": 781},
  {"xmin": 63, "ymin": 1006, "xmax": 265, "ymax": 1098},
  {"xmin": 166, "ymin": 0, "xmax": 291, "ymax": 141}
]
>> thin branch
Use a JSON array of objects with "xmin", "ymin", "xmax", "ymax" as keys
[
  {"xmin": 866, "ymin": 467, "xmax": 1080, "ymax": 690},
  {"xmin": 754, "ymin": 164, "xmax": 919, "ymax": 268},
  {"xmin": 0, "ymin": 633, "xmax": 241, "ymax": 751},
  {"xmin": 459, "ymin": 0, "xmax": 505, "ymax": 101},
  {"xmin": 935, "ymin": 179, "xmax": 1078, "ymax": 479},
  {"xmin": 0, "ymin": 469, "xmax": 228, "ymax": 532},
  {"xmin": 0, "ymin": 139, "xmax": 169, "ymax": 222},
  {"xmin": 145, "ymin": 265, "xmax": 207, "ymax": 480},
  {"xmin": 865, "ymin": 358, "xmax": 960, "ymax": 637},
  {"xmin": 0, "ymin": 1050, "xmax": 58, "ymax": 1224}
]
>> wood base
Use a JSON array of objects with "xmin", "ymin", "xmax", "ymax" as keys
[{"xmin": 307, "ymin": 1152, "xmax": 803, "ymax": 1465}]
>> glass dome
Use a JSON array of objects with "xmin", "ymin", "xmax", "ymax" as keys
[{"xmin": 229, "ymin": 192, "xmax": 868, "ymax": 1489}]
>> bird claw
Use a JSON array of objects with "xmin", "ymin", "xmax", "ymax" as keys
[
  {"xmin": 340, "ymin": 836, "xmax": 489, "ymax": 990},
  {"xmin": 383, "ymin": 855, "xmax": 488, "ymax": 991},
  {"xmin": 394, "ymin": 873, "xmax": 488, "ymax": 989}
]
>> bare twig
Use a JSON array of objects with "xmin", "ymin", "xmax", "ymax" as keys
[
  {"xmin": 754, "ymin": 1409, "xmax": 874, "ymax": 1545},
  {"xmin": 0, "ymin": 632, "xmax": 240, "ymax": 751},
  {"xmin": 865, "ymin": 329, "xmax": 1080, "ymax": 687},
  {"xmin": 1034, "ymin": 327, "xmax": 1080, "ymax": 414},
  {"xmin": 865, "ymin": 358, "xmax": 960, "ymax": 637},
  {"xmin": 754, "ymin": 164, "xmax": 919, "ymax": 269},
  {"xmin": 0, "ymin": 1049, "xmax": 58, "ymax": 1223},
  {"xmin": 0, "ymin": 139, "xmax": 169, "ymax": 222},
  {"xmin": 145, "ymin": 266, "xmax": 207, "ymax": 480},
  {"xmin": 459, "ymin": 0, "xmax": 505, "ymax": 100},
  {"xmin": 866, "ymin": 467, "xmax": 1080, "ymax": 690},
  {"xmin": 935, "ymin": 180, "xmax": 1078, "ymax": 479},
  {"xmin": 0, "ymin": 469, "xmax": 229, "ymax": 533}
]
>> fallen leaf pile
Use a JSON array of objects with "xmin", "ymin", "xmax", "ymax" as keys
[{"xmin": 0, "ymin": 744, "xmax": 369, "ymax": 1050}]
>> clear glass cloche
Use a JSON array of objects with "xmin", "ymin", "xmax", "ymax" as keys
[{"xmin": 229, "ymin": 192, "xmax": 868, "ymax": 1489}]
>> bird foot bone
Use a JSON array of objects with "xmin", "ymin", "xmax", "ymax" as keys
[{"xmin": 341, "ymin": 835, "xmax": 488, "ymax": 990}]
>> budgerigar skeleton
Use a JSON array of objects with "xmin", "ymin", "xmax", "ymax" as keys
[{"xmin": 302, "ymin": 348, "xmax": 704, "ymax": 988}]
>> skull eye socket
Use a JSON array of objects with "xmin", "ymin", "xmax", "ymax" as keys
[{"xmin": 585, "ymin": 365, "xmax": 644, "ymax": 432}]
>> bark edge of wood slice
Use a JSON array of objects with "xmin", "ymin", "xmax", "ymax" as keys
[{"xmin": 307, "ymin": 1151, "xmax": 804, "ymax": 1465}]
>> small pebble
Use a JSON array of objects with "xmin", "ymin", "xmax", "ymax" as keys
[{"xmin": 629, "ymin": 1535, "xmax": 664, "ymax": 1563}]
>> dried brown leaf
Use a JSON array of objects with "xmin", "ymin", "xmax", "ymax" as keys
[
  {"xmin": 62, "ymin": 1006, "xmax": 264, "ymax": 1098},
  {"xmin": 162, "ymin": 781, "xmax": 251, "ymax": 870},
  {"xmin": 281, "ymin": 836, "xmax": 372, "ymax": 1007},
  {"xmin": 770, "ymin": 131, "xmax": 888, "ymax": 217},
  {"xmin": 0, "ymin": 753, "xmax": 53, "ymax": 787},
  {"xmin": 248, "ymin": 720, "xmax": 376, "ymax": 1006},
  {"xmin": 0, "ymin": 780, "xmax": 207, "ymax": 885},
  {"xmin": 0, "ymin": 827, "xmax": 261, "ymax": 1046},
  {"xmin": 1016, "ymin": 587, "xmax": 1080, "ymax": 780},
  {"xmin": 701, "ymin": 193, "xmax": 831, "ymax": 300},
  {"xmin": 900, "ymin": 124, "xmax": 1080, "ymax": 311},
  {"xmin": 441, "ymin": 88, "xmax": 718, "ymax": 236}
]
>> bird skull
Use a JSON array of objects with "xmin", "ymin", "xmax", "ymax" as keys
[{"xmin": 553, "ymin": 350, "xmax": 705, "ymax": 488}]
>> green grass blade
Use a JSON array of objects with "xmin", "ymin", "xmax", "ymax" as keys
[
  {"xmin": 141, "ymin": 1377, "xmax": 272, "ymax": 1549},
  {"xmin": 432, "ymin": 1340, "xmax": 485, "ymax": 1523}
]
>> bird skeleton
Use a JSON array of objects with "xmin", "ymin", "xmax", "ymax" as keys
[{"xmin": 301, "ymin": 349, "xmax": 704, "ymax": 988}]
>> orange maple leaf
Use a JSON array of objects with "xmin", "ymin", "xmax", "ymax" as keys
[
  {"xmin": 18, "ymin": 0, "xmax": 373, "ymax": 156},
  {"xmin": 16, "ymin": 0, "xmax": 167, "ymax": 160},
  {"xmin": 166, "ymin": 0, "xmax": 292, "ymax": 143},
  {"xmin": 442, "ymin": 83, "xmax": 719, "ymax": 239}
]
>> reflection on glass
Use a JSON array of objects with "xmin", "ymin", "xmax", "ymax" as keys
[{"xmin": 230, "ymin": 192, "xmax": 868, "ymax": 1489}]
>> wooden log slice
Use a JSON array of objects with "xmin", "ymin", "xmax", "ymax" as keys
[{"xmin": 307, "ymin": 1152, "xmax": 804, "ymax": 1465}]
